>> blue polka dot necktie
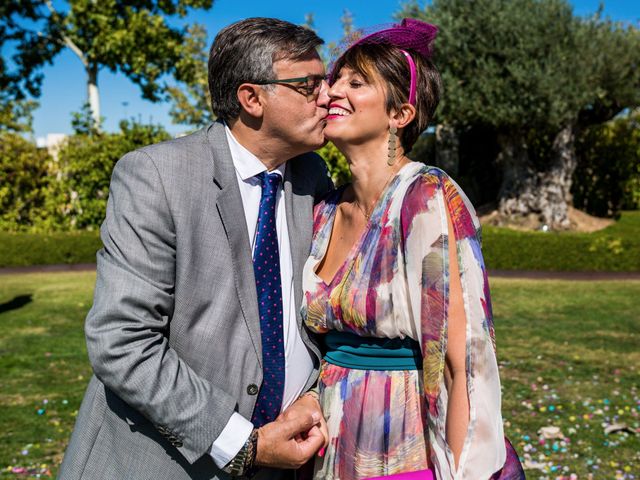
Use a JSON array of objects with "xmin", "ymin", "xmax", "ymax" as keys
[{"xmin": 251, "ymin": 171, "xmax": 285, "ymax": 427}]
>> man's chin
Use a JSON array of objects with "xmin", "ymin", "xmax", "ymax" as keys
[
  {"xmin": 316, "ymin": 137, "xmax": 329, "ymax": 149},
  {"xmin": 306, "ymin": 134, "xmax": 328, "ymax": 152}
]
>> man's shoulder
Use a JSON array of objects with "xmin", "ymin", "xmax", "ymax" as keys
[
  {"xmin": 114, "ymin": 124, "xmax": 230, "ymax": 179},
  {"xmin": 133, "ymin": 127, "xmax": 210, "ymax": 163}
]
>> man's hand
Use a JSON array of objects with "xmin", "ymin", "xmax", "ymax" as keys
[
  {"xmin": 278, "ymin": 393, "xmax": 329, "ymax": 451},
  {"xmin": 254, "ymin": 411, "xmax": 324, "ymax": 469}
]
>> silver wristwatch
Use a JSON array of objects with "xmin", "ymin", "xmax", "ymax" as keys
[{"xmin": 222, "ymin": 428, "xmax": 258, "ymax": 477}]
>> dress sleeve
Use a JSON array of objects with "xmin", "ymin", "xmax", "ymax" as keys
[{"xmin": 401, "ymin": 169, "xmax": 522, "ymax": 479}]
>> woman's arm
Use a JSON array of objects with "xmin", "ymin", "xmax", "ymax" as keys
[{"xmin": 444, "ymin": 210, "xmax": 470, "ymax": 469}]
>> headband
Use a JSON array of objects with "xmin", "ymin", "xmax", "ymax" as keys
[{"xmin": 400, "ymin": 49, "xmax": 417, "ymax": 106}]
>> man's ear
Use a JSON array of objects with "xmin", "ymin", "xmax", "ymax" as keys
[
  {"xmin": 392, "ymin": 103, "xmax": 416, "ymax": 130},
  {"xmin": 237, "ymin": 83, "xmax": 264, "ymax": 118}
]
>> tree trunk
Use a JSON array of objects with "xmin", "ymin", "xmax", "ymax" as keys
[
  {"xmin": 497, "ymin": 126, "xmax": 577, "ymax": 230},
  {"xmin": 497, "ymin": 131, "xmax": 539, "ymax": 218},
  {"xmin": 435, "ymin": 124, "xmax": 459, "ymax": 176},
  {"xmin": 538, "ymin": 125, "xmax": 576, "ymax": 229},
  {"xmin": 87, "ymin": 64, "xmax": 100, "ymax": 129}
]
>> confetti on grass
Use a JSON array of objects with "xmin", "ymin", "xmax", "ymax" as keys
[{"xmin": 501, "ymin": 363, "xmax": 639, "ymax": 480}]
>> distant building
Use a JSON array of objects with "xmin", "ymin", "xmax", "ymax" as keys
[{"xmin": 36, "ymin": 133, "xmax": 68, "ymax": 161}]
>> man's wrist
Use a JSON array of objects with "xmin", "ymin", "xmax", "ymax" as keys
[
  {"xmin": 222, "ymin": 428, "xmax": 258, "ymax": 476},
  {"xmin": 246, "ymin": 427, "xmax": 258, "ymax": 471}
]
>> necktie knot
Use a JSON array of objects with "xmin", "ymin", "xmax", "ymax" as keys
[{"xmin": 257, "ymin": 171, "xmax": 281, "ymax": 194}]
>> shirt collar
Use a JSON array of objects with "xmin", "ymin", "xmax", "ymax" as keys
[{"xmin": 224, "ymin": 122, "xmax": 285, "ymax": 181}]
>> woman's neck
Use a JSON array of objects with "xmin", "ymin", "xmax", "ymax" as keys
[{"xmin": 339, "ymin": 138, "xmax": 410, "ymax": 209}]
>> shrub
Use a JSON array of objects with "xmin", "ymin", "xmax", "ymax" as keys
[
  {"xmin": 48, "ymin": 120, "xmax": 170, "ymax": 230},
  {"xmin": 482, "ymin": 211, "xmax": 640, "ymax": 272},
  {"xmin": 2, "ymin": 211, "xmax": 638, "ymax": 271},
  {"xmin": 0, "ymin": 133, "xmax": 53, "ymax": 231},
  {"xmin": 0, "ymin": 231, "xmax": 102, "ymax": 267},
  {"xmin": 573, "ymin": 112, "xmax": 640, "ymax": 217},
  {"xmin": 317, "ymin": 142, "xmax": 350, "ymax": 186}
]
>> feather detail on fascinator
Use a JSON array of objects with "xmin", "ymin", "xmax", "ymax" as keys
[{"xmin": 328, "ymin": 18, "xmax": 439, "ymax": 81}]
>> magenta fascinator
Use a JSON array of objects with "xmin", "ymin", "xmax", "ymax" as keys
[
  {"xmin": 329, "ymin": 18, "xmax": 439, "ymax": 76},
  {"xmin": 347, "ymin": 18, "xmax": 438, "ymax": 59},
  {"xmin": 328, "ymin": 18, "xmax": 438, "ymax": 105}
]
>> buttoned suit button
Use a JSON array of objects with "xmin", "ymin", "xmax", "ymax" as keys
[{"xmin": 247, "ymin": 384, "xmax": 259, "ymax": 395}]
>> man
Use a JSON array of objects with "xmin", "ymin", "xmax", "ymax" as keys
[{"xmin": 59, "ymin": 17, "xmax": 332, "ymax": 479}]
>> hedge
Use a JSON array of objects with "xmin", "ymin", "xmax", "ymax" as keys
[
  {"xmin": 0, "ymin": 231, "xmax": 102, "ymax": 267},
  {"xmin": 1, "ymin": 212, "xmax": 638, "ymax": 271},
  {"xmin": 482, "ymin": 211, "xmax": 640, "ymax": 271}
]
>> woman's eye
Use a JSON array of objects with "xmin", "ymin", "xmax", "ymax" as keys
[{"xmin": 350, "ymin": 81, "xmax": 363, "ymax": 88}]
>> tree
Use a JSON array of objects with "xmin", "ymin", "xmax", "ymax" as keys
[
  {"xmin": 3, "ymin": 0, "xmax": 214, "ymax": 129},
  {"xmin": 303, "ymin": 12, "xmax": 317, "ymax": 33},
  {"xmin": 0, "ymin": 95, "xmax": 37, "ymax": 133},
  {"xmin": 166, "ymin": 24, "xmax": 213, "ymax": 128},
  {"xmin": 1, "ymin": 1, "xmax": 60, "ymax": 101},
  {"xmin": 399, "ymin": 0, "xmax": 640, "ymax": 228},
  {"xmin": 0, "ymin": 1, "xmax": 57, "ymax": 131},
  {"xmin": 325, "ymin": 9, "xmax": 355, "ymax": 66}
]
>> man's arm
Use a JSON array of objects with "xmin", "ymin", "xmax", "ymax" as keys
[{"xmin": 85, "ymin": 150, "xmax": 237, "ymax": 464}]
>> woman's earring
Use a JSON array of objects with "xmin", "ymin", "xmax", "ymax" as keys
[{"xmin": 387, "ymin": 126, "xmax": 398, "ymax": 166}]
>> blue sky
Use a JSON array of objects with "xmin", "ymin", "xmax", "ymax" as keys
[{"xmin": 20, "ymin": 0, "xmax": 640, "ymax": 139}]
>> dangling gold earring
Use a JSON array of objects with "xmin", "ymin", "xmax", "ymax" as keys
[{"xmin": 387, "ymin": 126, "xmax": 398, "ymax": 166}]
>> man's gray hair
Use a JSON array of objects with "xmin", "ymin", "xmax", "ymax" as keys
[{"xmin": 208, "ymin": 17, "xmax": 324, "ymax": 122}]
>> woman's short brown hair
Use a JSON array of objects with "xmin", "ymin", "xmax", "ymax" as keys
[{"xmin": 330, "ymin": 43, "xmax": 442, "ymax": 153}]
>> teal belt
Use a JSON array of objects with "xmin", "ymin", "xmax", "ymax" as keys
[{"xmin": 323, "ymin": 330, "xmax": 422, "ymax": 371}]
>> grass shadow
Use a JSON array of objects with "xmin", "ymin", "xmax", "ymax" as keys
[{"xmin": 0, "ymin": 294, "xmax": 33, "ymax": 315}]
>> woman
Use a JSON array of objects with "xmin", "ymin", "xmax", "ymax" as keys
[{"xmin": 300, "ymin": 19, "xmax": 525, "ymax": 479}]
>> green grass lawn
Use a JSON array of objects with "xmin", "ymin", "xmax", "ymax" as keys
[
  {"xmin": 0, "ymin": 272, "xmax": 638, "ymax": 479},
  {"xmin": 0, "ymin": 272, "xmax": 94, "ymax": 479}
]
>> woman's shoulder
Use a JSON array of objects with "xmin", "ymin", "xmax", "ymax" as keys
[
  {"xmin": 400, "ymin": 164, "xmax": 450, "ymax": 211},
  {"xmin": 399, "ymin": 164, "xmax": 479, "ymax": 237},
  {"xmin": 404, "ymin": 163, "xmax": 452, "ymax": 187},
  {"xmin": 402, "ymin": 163, "xmax": 472, "ymax": 204}
]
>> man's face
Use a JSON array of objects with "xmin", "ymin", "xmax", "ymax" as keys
[{"xmin": 260, "ymin": 52, "xmax": 329, "ymax": 155}]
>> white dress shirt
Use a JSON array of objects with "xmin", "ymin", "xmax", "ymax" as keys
[{"xmin": 209, "ymin": 125, "xmax": 315, "ymax": 468}]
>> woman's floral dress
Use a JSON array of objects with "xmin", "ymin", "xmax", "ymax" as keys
[{"xmin": 301, "ymin": 162, "xmax": 525, "ymax": 480}]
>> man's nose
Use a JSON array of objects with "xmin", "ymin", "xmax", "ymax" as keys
[{"xmin": 315, "ymin": 79, "xmax": 330, "ymax": 108}]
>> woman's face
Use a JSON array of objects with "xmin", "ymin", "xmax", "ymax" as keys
[{"xmin": 323, "ymin": 66, "xmax": 392, "ymax": 146}]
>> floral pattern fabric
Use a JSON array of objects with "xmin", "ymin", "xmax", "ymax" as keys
[{"xmin": 301, "ymin": 162, "xmax": 525, "ymax": 480}]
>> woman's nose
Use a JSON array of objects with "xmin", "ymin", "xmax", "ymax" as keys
[{"xmin": 327, "ymin": 81, "xmax": 345, "ymax": 100}]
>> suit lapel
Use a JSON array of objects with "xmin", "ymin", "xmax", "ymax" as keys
[{"xmin": 207, "ymin": 123, "xmax": 262, "ymax": 365}]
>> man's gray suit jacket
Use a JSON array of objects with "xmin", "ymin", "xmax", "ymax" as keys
[{"xmin": 59, "ymin": 122, "xmax": 333, "ymax": 479}]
